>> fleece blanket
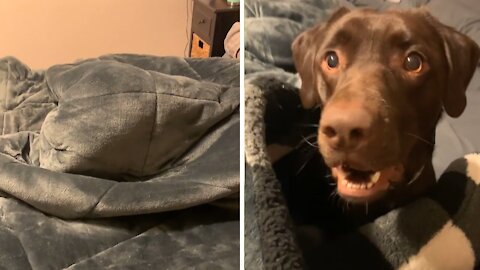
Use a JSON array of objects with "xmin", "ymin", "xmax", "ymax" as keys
[
  {"xmin": 0, "ymin": 54, "xmax": 240, "ymax": 269},
  {"xmin": 244, "ymin": 0, "xmax": 480, "ymax": 269}
]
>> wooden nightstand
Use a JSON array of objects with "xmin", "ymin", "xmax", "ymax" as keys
[{"xmin": 189, "ymin": 0, "xmax": 240, "ymax": 58}]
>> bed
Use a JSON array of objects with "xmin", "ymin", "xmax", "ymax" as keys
[
  {"xmin": 0, "ymin": 54, "xmax": 239, "ymax": 269},
  {"xmin": 244, "ymin": 0, "xmax": 480, "ymax": 269}
]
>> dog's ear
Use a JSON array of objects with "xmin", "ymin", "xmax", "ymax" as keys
[
  {"xmin": 292, "ymin": 24, "xmax": 323, "ymax": 108},
  {"xmin": 436, "ymin": 21, "xmax": 480, "ymax": 117},
  {"xmin": 292, "ymin": 7, "xmax": 350, "ymax": 109}
]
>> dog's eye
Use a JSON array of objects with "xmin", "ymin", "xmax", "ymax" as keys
[
  {"xmin": 404, "ymin": 53, "xmax": 423, "ymax": 72},
  {"xmin": 326, "ymin": 52, "xmax": 339, "ymax": 68}
]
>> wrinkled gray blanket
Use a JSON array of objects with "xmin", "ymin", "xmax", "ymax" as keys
[{"xmin": 0, "ymin": 54, "xmax": 240, "ymax": 269}]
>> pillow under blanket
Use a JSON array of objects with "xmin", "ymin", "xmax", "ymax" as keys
[{"xmin": 37, "ymin": 58, "xmax": 238, "ymax": 179}]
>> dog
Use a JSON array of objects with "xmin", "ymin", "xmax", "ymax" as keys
[{"xmin": 292, "ymin": 7, "xmax": 480, "ymax": 209}]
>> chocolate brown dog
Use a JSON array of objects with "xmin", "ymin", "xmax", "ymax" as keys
[{"xmin": 292, "ymin": 8, "xmax": 480, "ymax": 207}]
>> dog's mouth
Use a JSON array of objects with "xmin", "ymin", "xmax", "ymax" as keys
[{"xmin": 331, "ymin": 163, "xmax": 404, "ymax": 203}]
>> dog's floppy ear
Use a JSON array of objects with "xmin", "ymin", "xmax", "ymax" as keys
[
  {"xmin": 436, "ymin": 22, "xmax": 480, "ymax": 117},
  {"xmin": 292, "ymin": 24, "xmax": 323, "ymax": 108},
  {"xmin": 292, "ymin": 7, "xmax": 350, "ymax": 109}
]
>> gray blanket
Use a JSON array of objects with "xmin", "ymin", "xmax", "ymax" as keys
[
  {"xmin": 0, "ymin": 55, "xmax": 240, "ymax": 269},
  {"xmin": 245, "ymin": 0, "xmax": 480, "ymax": 269}
]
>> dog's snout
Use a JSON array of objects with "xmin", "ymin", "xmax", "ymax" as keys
[{"xmin": 320, "ymin": 101, "xmax": 373, "ymax": 150}]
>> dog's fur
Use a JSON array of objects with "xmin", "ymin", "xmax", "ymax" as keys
[{"xmin": 292, "ymin": 8, "xmax": 480, "ymax": 209}]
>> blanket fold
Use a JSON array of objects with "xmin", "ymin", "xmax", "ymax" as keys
[{"xmin": 0, "ymin": 54, "xmax": 240, "ymax": 269}]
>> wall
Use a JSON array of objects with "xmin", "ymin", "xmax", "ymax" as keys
[{"xmin": 0, "ymin": 0, "xmax": 191, "ymax": 69}]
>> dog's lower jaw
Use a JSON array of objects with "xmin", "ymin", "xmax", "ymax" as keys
[
  {"xmin": 332, "ymin": 164, "xmax": 404, "ymax": 203},
  {"xmin": 332, "ymin": 162, "xmax": 436, "ymax": 211}
]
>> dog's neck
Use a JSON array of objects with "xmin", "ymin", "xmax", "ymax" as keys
[
  {"xmin": 389, "ymin": 160, "xmax": 436, "ymax": 207},
  {"xmin": 389, "ymin": 116, "xmax": 439, "ymax": 205}
]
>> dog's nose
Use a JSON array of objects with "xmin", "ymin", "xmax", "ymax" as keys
[{"xmin": 320, "ymin": 101, "xmax": 373, "ymax": 150}]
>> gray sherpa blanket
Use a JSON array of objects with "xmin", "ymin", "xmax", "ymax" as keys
[
  {"xmin": 0, "ymin": 54, "xmax": 239, "ymax": 269},
  {"xmin": 245, "ymin": 0, "xmax": 480, "ymax": 269}
]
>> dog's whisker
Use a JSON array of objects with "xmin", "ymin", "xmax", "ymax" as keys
[
  {"xmin": 293, "ymin": 153, "xmax": 318, "ymax": 174},
  {"xmin": 407, "ymin": 176, "xmax": 419, "ymax": 186},
  {"xmin": 301, "ymin": 136, "xmax": 319, "ymax": 149},
  {"xmin": 342, "ymin": 199, "xmax": 352, "ymax": 213},
  {"xmin": 302, "ymin": 133, "xmax": 318, "ymax": 141},
  {"xmin": 326, "ymin": 173, "xmax": 338, "ymax": 186},
  {"xmin": 294, "ymin": 150, "xmax": 318, "ymax": 176},
  {"xmin": 295, "ymin": 158, "xmax": 311, "ymax": 176},
  {"xmin": 329, "ymin": 189, "xmax": 344, "ymax": 212},
  {"xmin": 303, "ymin": 140, "xmax": 319, "ymax": 149},
  {"xmin": 295, "ymin": 123, "xmax": 320, "ymax": 128},
  {"xmin": 407, "ymin": 164, "xmax": 426, "ymax": 185},
  {"xmin": 404, "ymin": 132, "xmax": 434, "ymax": 147},
  {"xmin": 329, "ymin": 190, "xmax": 340, "ymax": 204}
]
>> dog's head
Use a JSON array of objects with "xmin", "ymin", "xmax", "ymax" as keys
[{"xmin": 292, "ymin": 8, "xmax": 480, "ymax": 203}]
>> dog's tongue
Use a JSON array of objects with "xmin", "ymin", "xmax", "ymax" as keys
[{"xmin": 332, "ymin": 164, "xmax": 404, "ymax": 202}]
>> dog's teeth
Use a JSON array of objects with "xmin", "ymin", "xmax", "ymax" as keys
[
  {"xmin": 371, "ymin": 172, "xmax": 381, "ymax": 183},
  {"xmin": 360, "ymin": 183, "xmax": 367, "ymax": 189},
  {"xmin": 350, "ymin": 183, "xmax": 363, "ymax": 190},
  {"xmin": 343, "ymin": 180, "xmax": 348, "ymax": 187},
  {"xmin": 346, "ymin": 182, "xmax": 353, "ymax": 189},
  {"xmin": 366, "ymin": 182, "xmax": 374, "ymax": 189}
]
